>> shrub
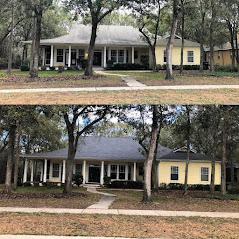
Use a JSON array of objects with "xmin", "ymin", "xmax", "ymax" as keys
[
  {"xmin": 58, "ymin": 66, "xmax": 64, "ymax": 73},
  {"xmin": 49, "ymin": 67, "xmax": 55, "ymax": 71},
  {"xmin": 20, "ymin": 65, "xmax": 29, "ymax": 71},
  {"xmin": 156, "ymin": 64, "xmax": 200, "ymax": 71},
  {"xmin": 109, "ymin": 180, "xmax": 143, "ymax": 189},
  {"xmin": 80, "ymin": 59, "xmax": 87, "ymax": 70},
  {"xmin": 228, "ymin": 183, "xmax": 239, "ymax": 194},
  {"xmin": 158, "ymin": 183, "xmax": 220, "ymax": 191},
  {"xmin": 140, "ymin": 53, "xmax": 149, "ymax": 69},
  {"xmin": 104, "ymin": 176, "xmax": 111, "ymax": 186},
  {"xmin": 107, "ymin": 63, "xmax": 146, "ymax": 71},
  {"xmin": 0, "ymin": 58, "xmax": 8, "ymax": 69},
  {"xmin": 74, "ymin": 173, "xmax": 83, "ymax": 187},
  {"xmin": 41, "ymin": 66, "xmax": 47, "ymax": 71},
  {"xmin": 215, "ymin": 65, "xmax": 239, "ymax": 72},
  {"xmin": 0, "ymin": 72, "xmax": 6, "ymax": 78},
  {"xmin": 106, "ymin": 60, "xmax": 114, "ymax": 68}
]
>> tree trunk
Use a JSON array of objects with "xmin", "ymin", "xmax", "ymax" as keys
[
  {"xmin": 210, "ymin": 158, "xmax": 215, "ymax": 193},
  {"xmin": 230, "ymin": 162, "xmax": 235, "ymax": 184},
  {"xmin": 7, "ymin": 2, "xmax": 14, "ymax": 75},
  {"xmin": 13, "ymin": 123, "xmax": 21, "ymax": 190},
  {"xmin": 84, "ymin": 23, "xmax": 98, "ymax": 77},
  {"xmin": 30, "ymin": 13, "xmax": 42, "ymax": 78},
  {"xmin": 228, "ymin": 22, "xmax": 236, "ymax": 67},
  {"xmin": 3, "ymin": 125, "xmax": 17, "ymax": 194},
  {"xmin": 235, "ymin": 30, "xmax": 239, "ymax": 65},
  {"xmin": 142, "ymin": 106, "xmax": 159, "ymax": 203},
  {"xmin": 221, "ymin": 109, "xmax": 228, "ymax": 195},
  {"xmin": 165, "ymin": 0, "xmax": 179, "ymax": 80},
  {"xmin": 152, "ymin": 132, "xmax": 160, "ymax": 189},
  {"xmin": 209, "ymin": 0, "xmax": 216, "ymax": 73},
  {"xmin": 199, "ymin": 6, "xmax": 206, "ymax": 72},
  {"xmin": 180, "ymin": 0, "xmax": 185, "ymax": 74}
]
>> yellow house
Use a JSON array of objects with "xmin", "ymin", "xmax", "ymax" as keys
[
  {"xmin": 20, "ymin": 137, "xmax": 221, "ymax": 187},
  {"xmin": 154, "ymin": 36, "xmax": 201, "ymax": 66}
]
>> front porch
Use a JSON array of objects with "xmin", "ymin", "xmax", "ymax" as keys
[
  {"xmin": 38, "ymin": 45, "xmax": 149, "ymax": 68},
  {"xmin": 22, "ymin": 158, "xmax": 144, "ymax": 186}
]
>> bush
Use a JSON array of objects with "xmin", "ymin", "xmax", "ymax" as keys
[
  {"xmin": 158, "ymin": 183, "xmax": 220, "ymax": 191},
  {"xmin": 49, "ymin": 67, "xmax": 55, "ymax": 71},
  {"xmin": 0, "ymin": 58, "xmax": 8, "ymax": 69},
  {"xmin": 21, "ymin": 65, "xmax": 29, "ymax": 71},
  {"xmin": 80, "ymin": 59, "xmax": 87, "ymax": 70},
  {"xmin": 140, "ymin": 54, "xmax": 149, "ymax": 69},
  {"xmin": 228, "ymin": 183, "xmax": 239, "ymax": 194},
  {"xmin": 41, "ymin": 66, "xmax": 47, "ymax": 71},
  {"xmin": 106, "ymin": 60, "xmax": 114, "ymax": 68},
  {"xmin": 0, "ymin": 72, "xmax": 6, "ymax": 78},
  {"xmin": 74, "ymin": 173, "xmax": 83, "ymax": 187},
  {"xmin": 58, "ymin": 66, "xmax": 64, "ymax": 73},
  {"xmin": 104, "ymin": 176, "xmax": 111, "ymax": 186},
  {"xmin": 107, "ymin": 63, "xmax": 146, "ymax": 71},
  {"xmin": 108, "ymin": 180, "xmax": 143, "ymax": 189},
  {"xmin": 215, "ymin": 65, "xmax": 239, "ymax": 72},
  {"xmin": 156, "ymin": 64, "xmax": 200, "ymax": 71}
]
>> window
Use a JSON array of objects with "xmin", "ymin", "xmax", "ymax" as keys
[
  {"xmin": 170, "ymin": 166, "xmax": 179, "ymax": 181},
  {"xmin": 111, "ymin": 50, "xmax": 117, "ymax": 62},
  {"xmin": 111, "ymin": 165, "xmax": 117, "ymax": 179},
  {"xmin": 139, "ymin": 167, "xmax": 144, "ymax": 176},
  {"xmin": 134, "ymin": 51, "xmax": 138, "ymax": 60},
  {"xmin": 218, "ymin": 52, "xmax": 220, "ymax": 60},
  {"xmin": 118, "ymin": 50, "xmax": 125, "ymax": 63},
  {"xmin": 45, "ymin": 46, "xmax": 51, "ymax": 65},
  {"xmin": 75, "ymin": 164, "xmax": 82, "ymax": 175},
  {"xmin": 187, "ymin": 51, "xmax": 194, "ymax": 63},
  {"xmin": 119, "ymin": 165, "xmax": 125, "ymax": 180},
  {"xmin": 126, "ymin": 50, "xmax": 129, "ymax": 63},
  {"xmin": 57, "ymin": 49, "xmax": 64, "ymax": 62},
  {"xmin": 52, "ymin": 163, "xmax": 60, "ymax": 178},
  {"xmin": 163, "ymin": 50, "xmax": 167, "ymax": 63},
  {"xmin": 128, "ymin": 165, "xmax": 131, "ymax": 180},
  {"xmin": 79, "ymin": 49, "xmax": 85, "ymax": 61},
  {"xmin": 201, "ymin": 167, "xmax": 209, "ymax": 182}
]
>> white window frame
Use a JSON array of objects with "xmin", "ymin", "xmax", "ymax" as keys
[
  {"xmin": 163, "ymin": 50, "xmax": 167, "ymax": 63},
  {"xmin": 56, "ymin": 49, "xmax": 64, "ymax": 63},
  {"xmin": 187, "ymin": 51, "xmax": 194, "ymax": 63},
  {"xmin": 119, "ymin": 165, "xmax": 126, "ymax": 180},
  {"xmin": 110, "ymin": 165, "xmax": 117, "ymax": 180},
  {"xmin": 52, "ymin": 163, "xmax": 60, "ymax": 178},
  {"xmin": 200, "ymin": 167, "xmax": 209, "ymax": 182},
  {"xmin": 75, "ymin": 163, "xmax": 82, "ymax": 175},
  {"xmin": 170, "ymin": 166, "xmax": 179, "ymax": 181}
]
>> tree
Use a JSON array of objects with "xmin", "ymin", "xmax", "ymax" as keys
[
  {"xmin": 165, "ymin": 0, "xmax": 180, "ymax": 80},
  {"xmin": 61, "ymin": 105, "xmax": 110, "ymax": 194},
  {"xmin": 64, "ymin": 0, "xmax": 129, "ymax": 77}
]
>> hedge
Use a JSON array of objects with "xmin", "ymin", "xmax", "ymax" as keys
[
  {"xmin": 158, "ymin": 183, "xmax": 221, "ymax": 191},
  {"xmin": 108, "ymin": 180, "xmax": 143, "ymax": 189},
  {"xmin": 106, "ymin": 63, "xmax": 148, "ymax": 71},
  {"xmin": 215, "ymin": 65, "xmax": 239, "ymax": 72},
  {"xmin": 157, "ymin": 64, "xmax": 201, "ymax": 71}
]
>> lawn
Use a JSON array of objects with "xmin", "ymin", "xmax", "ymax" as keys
[
  {"xmin": 107, "ymin": 70, "xmax": 239, "ymax": 86},
  {"xmin": 0, "ymin": 70, "xmax": 126, "ymax": 89},
  {"xmin": 99, "ymin": 189, "xmax": 239, "ymax": 212},
  {"xmin": 1, "ymin": 88, "xmax": 239, "ymax": 104},
  {"xmin": 0, "ymin": 212, "xmax": 238, "ymax": 238},
  {"xmin": 0, "ymin": 186, "xmax": 101, "ymax": 209}
]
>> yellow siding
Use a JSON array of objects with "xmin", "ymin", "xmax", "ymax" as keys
[
  {"xmin": 159, "ymin": 161, "xmax": 221, "ymax": 185},
  {"xmin": 155, "ymin": 46, "xmax": 200, "ymax": 65},
  {"xmin": 206, "ymin": 50, "xmax": 233, "ymax": 66}
]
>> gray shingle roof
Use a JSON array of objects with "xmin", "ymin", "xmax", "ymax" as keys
[
  {"xmin": 21, "ymin": 136, "xmax": 173, "ymax": 162},
  {"xmin": 159, "ymin": 151, "xmax": 220, "ymax": 162},
  {"xmin": 157, "ymin": 39, "xmax": 200, "ymax": 47},
  {"xmin": 31, "ymin": 24, "xmax": 148, "ymax": 47}
]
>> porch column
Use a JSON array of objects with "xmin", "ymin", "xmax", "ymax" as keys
[
  {"xmin": 103, "ymin": 46, "xmax": 107, "ymax": 68},
  {"xmin": 42, "ymin": 47, "xmax": 45, "ymax": 66},
  {"xmin": 68, "ymin": 45, "xmax": 71, "ymax": 67},
  {"xmin": 133, "ymin": 162, "xmax": 137, "ymax": 181},
  {"xmin": 82, "ymin": 160, "xmax": 86, "ymax": 184},
  {"xmin": 100, "ymin": 161, "xmax": 104, "ymax": 185},
  {"xmin": 23, "ymin": 159, "xmax": 28, "ymax": 183},
  {"xmin": 108, "ymin": 48, "xmax": 111, "ymax": 60},
  {"xmin": 132, "ymin": 47, "xmax": 135, "ymax": 64},
  {"xmin": 125, "ymin": 164, "xmax": 129, "ymax": 181},
  {"xmin": 50, "ymin": 45, "xmax": 54, "ymax": 67},
  {"xmin": 62, "ymin": 160, "xmax": 66, "ymax": 183},
  {"xmin": 43, "ymin": 159, "xmax": 47, "ymax": 183},
  {"xmin": 124, "ymin": 49, "xmax": 127, "ymax": 63},
  {"xmin": 40, "ymin": 161, "xmax": 43, "ymax": 181},
  {"xmin": 107, "ymin": 164, "xmax": 111, "ymax": 177},
  {"xmin": 30, "ymin": 161, "xmax": 34, "ymax": 183}
]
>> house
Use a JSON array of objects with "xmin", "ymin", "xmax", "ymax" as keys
[
  {"xmin": 23, "ymin": 24, "xmax": 201, "ymax": 69},
  {"xmin": 20, "ymin": 136, "xmax": 221, "ymax": 187}
]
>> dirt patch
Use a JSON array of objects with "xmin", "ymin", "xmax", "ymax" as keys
[{"xmin": 0, "ymin": 213, "xmax": 238, "ymax": 239}]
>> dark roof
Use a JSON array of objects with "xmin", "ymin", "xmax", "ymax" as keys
[
  {"xmin": 21, "ymin": 136, "xmax": 172, "ymax": 162},
  {"xmin": 159, "ymin": 151, "xmax": 220, "ymax": 162}
]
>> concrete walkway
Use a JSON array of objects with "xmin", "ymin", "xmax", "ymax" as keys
[
  {"xmin": 86, "ymin": 186, "xmax": 116, "ymax": 209},
  {"xmin": 0, "ymin": 236, "xmax": 165, "ymax": 239},
  {"xmin": 1, "ymin": 85, "xmax": 239, "ymax": 94},
  {"xmin": 0, "ymin": 207, "xmax": 238, "ymax": 218}
]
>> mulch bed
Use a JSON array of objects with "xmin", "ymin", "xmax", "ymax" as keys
[
  {"xmin": 0, "ymin": 192, "xmax": 87, "ymax": 199},
  {"xmin": 0, "ymin": 74, "xmax": 107, "ymax": 83}
]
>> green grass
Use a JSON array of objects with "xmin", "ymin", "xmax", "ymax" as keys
[
  {"xmin": 0, "ymin": 72, "xmax": 6, "ymax": 78},
  {"xmin": 14, "ymin": 186, "xmax": 64, "ymax": 194},
  {"xmin": 13, "ymin": 70, "xmax": 84, "ymax": 77}
]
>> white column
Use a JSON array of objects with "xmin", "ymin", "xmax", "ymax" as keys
[
  {"xmin": 30, "ymin": 161, "xmax": 34, "ymax": 183},
  {"xmin": 132, "ymin": 47, "xmax": 135, "ymax": 64},
  {"xmin": 100, "ymin": 161, "xmax": 104, "ymax": 185},
  {"xmin": 42, "ymin": 48, "xmax": 45, "ymax": 66},
  {"xmin": 68, "ymin": 45, "xmax": 71, "ymax": 67},
  {"xmin": 103, "ymin": 46, "xmax": 107, "ymax": 68},
  {"xmin": 23, "ymin": 159, "xmax": 28, "ymax": 183},
  {"xmin": 124, "ymin": 49, "xmax": 127, "ymax": 63},
  {"xmin": 133, "ymin": 162, "xmax": 137, "ymax": 181},
  {"xmin": 82, "ymin": 160, "xmax": 86, "ymax": 184},
  {"xmin": 50, "ymin": 45, "xmax": 54, "ymax": 67},
  {"xmin": 108, "ymin": 48, "xmax": 111, "ymax": 60},
  {"xmin": 107, "ymin": 164, "xmax": 111, "ymax": 177},
  {"xmin": 62, "ymin": 160, "xmax": 66, "ymax": 183},
  {"xmin": 43, "ymin": 159, "xmax": 47, "ymax": 183},
  {"xmin": 40, "ymin": 161, "xmax": 43, "ymax": 182},
  {"xmin": 125, "ymin": 164, "xmax": 129, "ymax": 181}
]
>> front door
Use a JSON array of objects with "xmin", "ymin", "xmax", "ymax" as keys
[
  {"xmin": 71, "ymin": 51, "xmax": 77, "ymax": 66},
  {"xmin": 93, "ymin": 51, "xmax": 102, "ymax": 66},
  {"xmin": 88, "ymin": 165, "xmax": 101, "ymax": 183}
]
